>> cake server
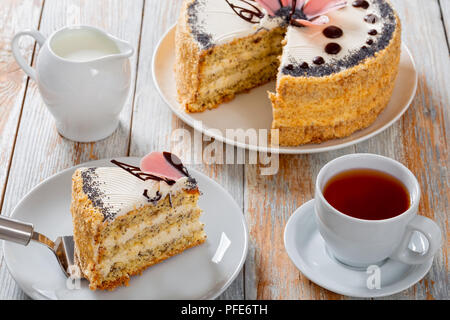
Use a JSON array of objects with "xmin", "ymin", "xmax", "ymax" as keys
[{"xmin": 0, "ymin": 215, "xmax": 76, "ymax": 278}]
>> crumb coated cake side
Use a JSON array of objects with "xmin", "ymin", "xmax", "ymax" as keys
[{"xmin": 70, "ymin": 154, "xmax": 206, "ymax": 290}]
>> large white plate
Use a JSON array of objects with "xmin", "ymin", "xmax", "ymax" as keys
[
  {"xmin": 3, "ymin": 157, "xmax": 248, "ymax": 300},
  {"xmin": 153, "ymin": 25, "xmax": 418, "ymax": 154}
]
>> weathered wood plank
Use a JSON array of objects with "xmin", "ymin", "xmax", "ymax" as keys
[
  {"xmin": 0, "ymin": 0, "xmax": 144, "ymax": 299},
  {"xmin": 367, "ymin": 0, "xmax": 449, "ymax": 300},
  {"xmin": 244, "ymin": 150, "xmax": 355, "ymax": 300},
  {"xmin": 0, "ymin": 0, "xmax": 45, "ymax": 301},
  {"xmin": 129, "ymin": 0, "xmax": 245, "ymax": 300},
  {"xmin": 0, "ymin": 0, "xmax": 43, "ymax": 219}
]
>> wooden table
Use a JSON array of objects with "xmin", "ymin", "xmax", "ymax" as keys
[{"xmin": 0, "ymin": 0, "xmax": 448, "ymax": 300}]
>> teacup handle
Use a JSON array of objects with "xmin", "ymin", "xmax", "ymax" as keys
[
  {"xmin": 11, "ymin": 29, "xmax": 46, "ymax": 81},
  {"xmin": 390, "ymin": 215, "xmax": 442, "ymax": 265}
]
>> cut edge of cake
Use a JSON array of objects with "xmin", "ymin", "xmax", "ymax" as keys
[
  {"xmin": 175, "ymin": 0, "xmax": 286, "ymax": 112},
  {"xmin": 270, "ymin": 13, "xmax": 401, "ymax": 146}
]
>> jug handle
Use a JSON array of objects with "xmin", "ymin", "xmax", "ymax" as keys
[{"xmin": 12, "ymin": 30, "xmax": 46, "ymax": 81}]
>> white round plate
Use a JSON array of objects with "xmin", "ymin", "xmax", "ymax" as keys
[
  {"xmin": 284, "ymin": 199, "xmax": 433, "ymax": 298},
  {"xmin": 3, "ymin": 157, "xmax": 248, "ymax": 300},
  {"xmin": 152, "ymin": 25, "xmax": 418, "ymax": 154}
]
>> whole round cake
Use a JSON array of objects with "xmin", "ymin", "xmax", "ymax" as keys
[{"xmin": 175, "ymin": 0, "xmax": 401, "ymax": 146}]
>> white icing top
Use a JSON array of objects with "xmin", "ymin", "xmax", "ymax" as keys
[
  {"xmin": 80, "ymin": 167, "xmax": 194, "ymax": 220},
  {"xmin": 282, "ymin": 1, "xmax": 385, "ymax": 69},
  {"xmin": 191, "ymin": 0, "xmax": 283, "ymax": 47},
  {"xmin": 189, "ymin": 0, "xmax": 396, "ymax": 75}
]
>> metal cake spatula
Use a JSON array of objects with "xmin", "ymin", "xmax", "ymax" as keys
[{"xmin": 0, "ymin": 215, "xmax": 76, "ymax": 278}]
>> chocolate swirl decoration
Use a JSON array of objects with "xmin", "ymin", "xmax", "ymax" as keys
[
  {"xmin": 110, "ymin": 152, "xmax": 191, "ymax": 186},
  {"xmin": 225, "ymin": 0, "xmax": 264, "ymax": 24},
  {"xmin": 162, "ymin": 151, "xmax": 190, "ymax": 177},
  {"xmin": 110, "ymin": 159, "xmax": 178, "ymax": 185},
  {"xmin": 143, "ymin": 189, "xmax": 162, "ymax": 204}
]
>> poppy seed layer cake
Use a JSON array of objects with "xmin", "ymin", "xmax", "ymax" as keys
[{"xmin": 70, "ymin": 153, "xmax": 205, "ymax": 290}]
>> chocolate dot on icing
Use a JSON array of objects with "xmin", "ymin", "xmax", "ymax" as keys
[
  {"xmin": 364, "ymin": 14, "xmax": 378, "ymax": 24},
  {"xmin": 368, "ymin": 29, "xmax": 378, "ymax": 35},
  {"xmin": 352, "ymin": 0, "xmax": 369, "ymax": 9},
  {"xmin": 313, "ymin": 56, "xmax": 325, "ymax": 65},
  {"xmin": 323, "ymin": 26, "xmax": 343, "ymax": 39},
  {"xmin": 300, "ymin": 62, "xmax": 309, "ymax": 69},
  {"xmin": 366, "ymin": 39, "xmax": 374, "ymax": 45},
  {"xmin": 325, "ymin": 43, "xmax": 341, "ymax": 55},
  {"xmin": 286, "ymin": 64, "xmax": 294, "ymax": 70}
]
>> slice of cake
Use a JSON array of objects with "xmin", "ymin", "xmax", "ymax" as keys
[
  {"xmin": 175, "ymin": 0, "xmax": 401, "ymax": 146},
  {"xmin": 70, "ymin": 152, "xmax": 205, "ymax": 290}
]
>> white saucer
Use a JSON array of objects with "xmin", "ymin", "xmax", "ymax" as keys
[
  {"xmin": 284, "ymin": 199, "xmax": 433, "ymax": 298},
  {"xmin": 152, "ymin": 25, "xmax": 418, "ymax": 154},
  {"xmin": 3, "ymin": 157, "xmax": 248, "ymax": 300}
]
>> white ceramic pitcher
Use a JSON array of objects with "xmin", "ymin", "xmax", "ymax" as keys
[{"xmin": 12, "ymin": 26, "xmax": 134, "ymax": 142}]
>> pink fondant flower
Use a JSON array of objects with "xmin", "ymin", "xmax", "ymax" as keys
[{"xmin": 256, "ymin": 0, "xmax": 347, "ymax": 27}]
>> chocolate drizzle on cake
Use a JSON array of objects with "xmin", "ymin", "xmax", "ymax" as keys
[
  {"xmin": 162, "ymin": 152, "xmax": 190, "ymax": 178},
  {"xmin": 110, "ymin": 153, "xmax": 195, "ymax": 189},
  {"xmin": 352, "ymin": 0, "xmax": 370, "ymax": 9},
  {"xmin": 224, "ymin": 0, "xmax": 264, "ymax": 24},
  {"xmin": 111, "ymin": 159, "xmax": 178, "ymax": 185},
  {"xmin": 323, "ymin": 26, "xmax": 343, "ymax": 39},
  {"xmin": 80, "ymin": 153, "xmax": 198, "ymax": 221},
  {"xmin": 143, "ymin": 189, "xmax": 162, "ymax": 204}
]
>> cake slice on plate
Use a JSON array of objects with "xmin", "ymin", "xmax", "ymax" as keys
[{"xmin": 70, "ymin": 152, "xmax": 205, "ymax": 290}]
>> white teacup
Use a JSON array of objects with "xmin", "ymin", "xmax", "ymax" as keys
[
  {"xmin": 315, "ymin": 153, "xmax": 442, "ymax": 268},
  {"xmin": 12, "ymin": 26, "xmax": 134, "ymax": 142}
]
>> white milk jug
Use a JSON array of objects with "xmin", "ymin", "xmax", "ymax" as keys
[{"xmin": 12, "ymin": 25, "xmax": 134, "ymax": 142}]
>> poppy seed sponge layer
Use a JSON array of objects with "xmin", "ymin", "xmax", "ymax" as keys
[{"xmin": 70, "ymin": 167, "xmax": 205, "ymax": 290}]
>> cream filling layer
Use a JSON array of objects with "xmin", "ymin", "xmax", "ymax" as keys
[
  {"xmin": 101, "ymin": 204, "xmax": 199, "ymax": 249},
  {"xmin": 97, "ymin": 221, "xmax": 204, "ymax": 277},
  {"xmin": 203, "ymin": 53, "xmax": 280, "ymax": 79}
]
